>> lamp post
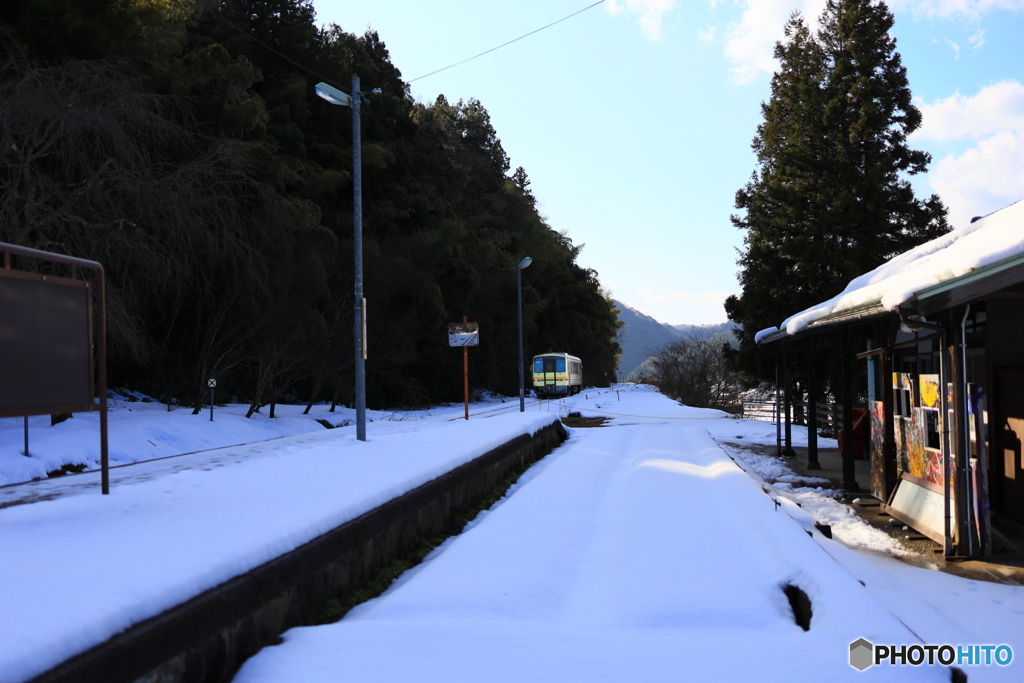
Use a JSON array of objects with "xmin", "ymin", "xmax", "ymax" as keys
[
  {"xmin": 516, "ymin": 256, "xmax": 532, "ymax": 412},
  {"xmin": 316, "ymin": 78, "xmax": 366, "ymax": 441}
]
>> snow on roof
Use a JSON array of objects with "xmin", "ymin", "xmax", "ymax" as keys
[
  {"xmin": 754, "ymin": 326, "xmax": 778, "ymax": 343},
  {"xmin": 780, "ymin": 198, "xmax": 1024, "ymax": 335}
]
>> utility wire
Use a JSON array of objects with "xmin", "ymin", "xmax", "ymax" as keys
[
  {"xmin": 216, "ymin": 5, "xmax": 607, "ymax": 211},
  {"xmin": 408, "ymin": 0, "xmax": 606, "ymax": 83},
  {"xmin": 216, "ymin": 16, "xmax": 352, "ymax": 94}
]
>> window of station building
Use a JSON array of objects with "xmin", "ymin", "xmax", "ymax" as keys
[
  {"xmin": 924, "ymin": 409, "xmax": 940, "ymax": 450},
  {"xmin": 894, "ymin": 383, "xmax": 912, "ymax": 417}
]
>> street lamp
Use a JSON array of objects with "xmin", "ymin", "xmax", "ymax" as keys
[
  {"xmin": 316, "ymin": 78, "xmax": 366, "ymax": 441},
  {"xmin": 517, "ymin": 256, "xmax": 532, "ymax": 412}
]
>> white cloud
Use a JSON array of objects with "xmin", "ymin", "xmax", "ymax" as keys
[
  {"xmin": 722, "ymin": 0, "xmax": 826, "ymax": 84},
  {"xmin": 929, "ymin": 131, "xmax": 1024, "ymax": 226},
  {"xmin": 915, "ymin": 81, "xmax": 1024, "ymax": 226},
  {"xmin": 916, "ymin": 81, "xmax": 1024, "ymax": 142},
  {"xmin": 721, "ymin": 0, "xmax": 1021, "ymax": 85},
  {"xmin": 891, "ymin": 0, "xmax": 1024, "ymax": 20},
  {"xmin": 698, "ymin": 24, "xmax": 717, "ymax": 42},
  {"xmin": 606, "ymin": 0, "xmax": 677, "ymax": 42},
  {"xmin": 968, "ymin": 28, "xmax": 986, "ymax": 49}
]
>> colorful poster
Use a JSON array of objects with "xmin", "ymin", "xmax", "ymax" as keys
[
  {"xmin": 924, "ymin": 445, "xmax": 943, "ymax": 486},
  {"xmin": 870, "ymin": 401, "xmax": 887, "ymax": 500},
  {"xmin": 920, "ymin": 374, "xmax": 941, "ymax": 409},
  {"xmin": 895, "ymin": 417, "xmax": 907, "ymax": 475},
  {"xmin": 906, "ymin": 408, "xmax": 926, "ymax": 479}
]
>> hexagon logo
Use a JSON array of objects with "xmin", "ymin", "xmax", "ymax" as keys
[{"xmin": 850, "ymin": 638, "xmax": 874, "ymax": 671}]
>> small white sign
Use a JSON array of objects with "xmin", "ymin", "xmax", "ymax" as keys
[
  {"xmin": 886, "ymin": 474, "xmax": 953, "ymax": 544},
  {"xmin": 448, "ymin": 323, "xmax": 479, "ymax": 347},
  {"xmin": 208, "ymin": 378, "xmax": 217, "ymax": 388}
]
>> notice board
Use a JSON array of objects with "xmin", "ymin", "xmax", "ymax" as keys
[{"xmin": 0, "ymin": 274, "xmax": 92, "ymax": 414}]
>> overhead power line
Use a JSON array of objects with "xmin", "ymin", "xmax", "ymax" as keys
[
  {"xmin": 217, "ymin": 16, "xmax": 353, "ymax": 94},
  {"xmin": 408, "ymin": 0, "xmax": 606, "ymax": 83}
]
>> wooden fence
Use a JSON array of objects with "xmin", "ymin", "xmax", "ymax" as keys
[{"xmin": 741, "ymin": 400, "xmax": 846, "ymax": 437}]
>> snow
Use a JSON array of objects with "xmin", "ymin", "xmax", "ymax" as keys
[
  {"xmin": 702, "ymin": 415, "xmax": 839, "ymax": 449},
  {"xmin": 0, "ymin": 391, "xmax": 520, "ymax": 487},
  {"xmin": 781, "ymin": 198, "xmax": 1024, "ymax": 335},
  {"xmin": 0, "ymin": 406, "xmax": 559, "ymax": 683},
  {"xmin": 755, "ymin": 325, "xmax": 778, "ymax": 342},
  {"xmin": 3, "ymin": 384, "xmax": 1022, "ymax": 683},
  {"xmin": 720, "ymin": 443, "xmax": 912, "ymax": 558}
]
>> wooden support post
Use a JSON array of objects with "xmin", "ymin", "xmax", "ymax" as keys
[
  {"xmin": 783, "ymin": 341, "xmax": 795, "ymax": 456},
  {"xmin": 881, "ymin": 323, "xmax": 897, "ymax": 499},
  {"xmin": 841, "ymin": 331, "xmax": 861, "ymax": 492},
  {"xmin": 806, "ymin": 338, "xmax": 820, "ymax": 470},
  {"xmin": 950, "ymin": 306, "xmax": 971, "ymax": 555}
]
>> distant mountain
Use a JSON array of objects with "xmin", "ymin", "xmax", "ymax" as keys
[
  {"xmin": 613, "ymin": 301, "xmax": 681, "ymax": 380},
  {"xmin": 672, "ymin": 321, "xmax": 737, "ymax": 337},
  {"xmin": 613, "ymin": 301, "xmax": 738, "ymax": 380}
]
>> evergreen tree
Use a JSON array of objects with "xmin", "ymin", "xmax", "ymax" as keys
[
  {"xmin": 726, "ymin": 0, "xmax": 948, "ymax": 379},
  {"xmin": 0, "ymin": 2, "xmax": 622, "ymax": 407}
]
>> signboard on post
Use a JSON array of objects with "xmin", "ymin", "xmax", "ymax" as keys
[
  {"xmin": 208, "ymin": 379, "xmax": 216, "ymax": 422},
  {"xmin": 448, "ymin": 322, "xmax": 479, "ymax": 347},
  {"xmin": 0, "ymin": 242, "xmax": 109, "ymax": 492},
  {"xmin": 449, "ymin": 321, "xmax": 479, "ymax": 420}
]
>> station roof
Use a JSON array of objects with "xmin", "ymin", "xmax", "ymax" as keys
[{"xmin": 756, "ymin": 198, "xmax": 1024, "ymax": 345}]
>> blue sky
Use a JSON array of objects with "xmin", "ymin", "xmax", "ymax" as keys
[{"xmin": 314, "ymin": 0, "xmax": 1024, "ymax": 325}]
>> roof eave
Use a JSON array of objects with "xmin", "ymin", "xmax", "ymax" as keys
[
  {"xmin": 907, "ymin": 251, "xmax": 1024, "ymax": 316},
  {"xmin": 757, "ymin": 301, "xmax": 890, "ymax": 346}
]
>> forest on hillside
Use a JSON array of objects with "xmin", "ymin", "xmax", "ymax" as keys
[{"xmin": 0, "ymin": 0, "xmax": 621, "ymax": 412}]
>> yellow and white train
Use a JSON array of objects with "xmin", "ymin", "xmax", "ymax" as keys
[{"xmin": 532, "ymin": 352, "xmax": 583, "ymax": 399}]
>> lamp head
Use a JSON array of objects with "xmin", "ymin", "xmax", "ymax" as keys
[
  {"xmin": 315, "ymin": 82, "xmax": 352, "ymax": 107},
  {"xmin": 518, "ymin": 256, "xmax": 533, "ymax": 269}
]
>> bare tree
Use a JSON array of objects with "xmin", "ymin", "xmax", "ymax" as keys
[
  {"xmin": 647, "ymin": 329, "xmax": 741, "ymax": 410},
  {"xmin": 0, "ymin": 58, "xmax": 335, "ymax": 406}
]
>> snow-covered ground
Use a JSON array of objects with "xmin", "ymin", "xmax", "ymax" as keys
[
  {"xmin": 0, "ymin": 390, "xmax": 536, "ymax": 487},
  {"xmin": 0, "ymin": 405, "xmax": 560, "ymax": 683},
  {"xmin": 3, "ymin": 385, "xmax": 1022, "ymax": 683}
]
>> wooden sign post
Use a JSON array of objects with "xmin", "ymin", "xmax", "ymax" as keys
[{"xmin": 448, "ymin": 318, "xmax": 480, "ymax": 420}]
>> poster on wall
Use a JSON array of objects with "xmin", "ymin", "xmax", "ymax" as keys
[
  {"xmin": 870, "ymin": 401, "xmax": 886, "ymax": 500},
  {"xmin": 920, "ymin": 374, "xmax": 941, "ymax": 409}
]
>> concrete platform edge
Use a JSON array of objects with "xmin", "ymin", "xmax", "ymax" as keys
[{"xmin": 27, "ymin": 421, "xmax": 567, "ymax": 683}]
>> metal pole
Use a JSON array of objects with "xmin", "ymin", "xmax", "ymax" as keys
[
  {"xmin": 960, "ymin": 305, "xmax": 972, "ymax": 555},
  {"xmin": 463, "ymin": 315, "xmax": 470, "ymax": 420},
  {"xmin": 23, "ymin": 416, "xmax": 28, "ymax": 456},
  {"xmin": 210, "ymin": 386, "xmax": 214, "ymax": 422},
  {"xmin": 98, "ymin": 267, "xmax": 109, "ymax": 494},
  {"xmin": 353, "ymin": 75, "xmax": 366, "ymax": 442},
  {"xmin": 518, "ymin": 266, "xmax": 525, "ymax": 412}
]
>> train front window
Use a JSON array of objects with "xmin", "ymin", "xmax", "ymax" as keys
[
  {"xmin": 556, "ymin": 358, "xmax": 566, "ymax": 372},
  {"xmin": 534, "ymin": 358, "xmax": 544, "ymax": 373}
]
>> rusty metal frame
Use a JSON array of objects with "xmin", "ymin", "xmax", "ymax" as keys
[{"xmin": 1, "ymin": 242, "xmax": 109, "ymax": 493}]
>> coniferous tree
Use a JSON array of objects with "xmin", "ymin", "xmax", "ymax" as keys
[{"xmin": 726, "ymin": 0, "xmax": 948, "ymax": 379}]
